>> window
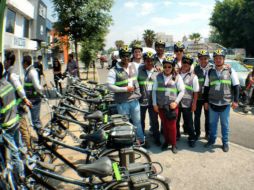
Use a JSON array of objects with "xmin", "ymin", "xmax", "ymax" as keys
[
  {"xmin": 39, "ymin": 4, "xmax": 47, "ymax": 18},
  {"xmin": 6, "ymin": 9, "xmax": 16, "ymax": 33},
  {"xmin": 23, "ymin": 18, "xmax": 29, "ymax": 38}
]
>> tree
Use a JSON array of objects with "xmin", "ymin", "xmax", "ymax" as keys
[
  {"xmin": 115, "ymin": 40, "xmax": 124, "ymax": 50},
  {"xmin": 52, "ymin": 0, "xmax": 113, "ymax": 67},
  {"xmin": 143, "ymin": 29, "xmax": 156, "ymax": 47},
  {"xmin": 210, "ymin": 0, "xmax": 254, "ymax": 56},
  {"xmin": 130, "ymin": 39, "xmax": 142, "ymax": 48},
  {"xmin": 189, "ymin": 33, "xmax": 201, "ymax": 43}
]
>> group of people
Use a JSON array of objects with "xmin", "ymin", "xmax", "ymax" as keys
[
  {"xmin": 107, "ymin": 40, "xmax": 240, "ymax": 154},
  {"xmin": 0, "ymin": 52, "xmax": 79, "ymax": 186}
]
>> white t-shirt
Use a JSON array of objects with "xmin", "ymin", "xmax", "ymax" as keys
[{"xmin": 180, "ymin": 72, "xmax": 200, "ymax": 92}]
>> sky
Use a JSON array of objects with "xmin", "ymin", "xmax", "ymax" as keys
[{"xmin": 43, "ymin": 0, "xmax": 216, "ymax": 49}]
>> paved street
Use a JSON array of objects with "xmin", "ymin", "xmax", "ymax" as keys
[
  {"xmin": 39, "ymin": 65, "xmax": 254, "ymax": 190},
  {"xmin": 98, "ymin": 63, "xmax": 254, "ymax": 150}
]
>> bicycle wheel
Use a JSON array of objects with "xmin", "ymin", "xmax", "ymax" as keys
[
  {"xmin": 104, "ymin": 176, "xmax": 170, "ymax": 190},
  {"xmin": 7, "ymin": 171, "xmax": 18, "ymax": 190},
  {"xmin": 97, "ymin": 147, "xmax": 151, "ymax": 166}
]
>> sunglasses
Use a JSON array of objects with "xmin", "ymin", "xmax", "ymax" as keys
[
  {"xmin": 163, "ymin": 66, "xmax": 172, "ymax": 69},
  {"xmin": 175, "ymin": 50, "xmax": 183, "ymax": 53}
]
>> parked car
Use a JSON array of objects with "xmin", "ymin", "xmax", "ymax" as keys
[
  {"xmin": 225, "ymin": 59, "xmax": 250, "ymax": 87},
  {"xmin": 243, "ymin": 58, "xmax": 254, "ymax": 69}
]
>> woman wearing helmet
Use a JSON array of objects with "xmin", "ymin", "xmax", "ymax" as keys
[{"xmin": 152, "ymin": 56, "xmax": 185, "ymax": 153}]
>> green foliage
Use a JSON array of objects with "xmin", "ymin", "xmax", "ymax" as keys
[
  {"xmin": 130, "ymin": 39, "xmax": 142, "ymax": 48},
  {"xmin": 52, "ymin": 0, "xmax": 113, "ymax": 65},
  {"xmin": 143, "ymin": 29, "xmax": 156, "ymax": 47},
  {"xmin": 115, "ymin": 40, "xmax": 124, "ymax": 50},
  {"xmin": 189, "ymin": 33, "xmax": 201, "ymax": 43},
  {"xmin": 210, "ymin": 0, "xmax": 254, "ymax": 56}
]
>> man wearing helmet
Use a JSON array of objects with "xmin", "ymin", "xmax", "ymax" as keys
[
  {"xmin": 174, "ymin": 41, "xmax": 185, "ymax": 73},
  {"xmin": 138, "ymin": 51, "xmax": 160, "ymax": 146},
  {"xmin": 176, "ymin": 54, "xmax": 199, "ymax": 147},
  {"xmin": 194, "ymin": 50, "xmax": 213, "ymax": 140},
  {"xmin": 204, "ymin": 49, "xmax": 239, "ymax": 152},
  {"xmin": 154, "ymin": 40, "xmax": 166, "ymax": 71},
  {"xmin": 131, "ymin": 44, "xmax": 143, "ymax": 72},
  {"xmin": 107, "ymin": 45, "xmax": 146, "ymax": 146}
]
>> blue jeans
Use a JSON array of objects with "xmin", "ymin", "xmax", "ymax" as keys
[
  {"xmin": 30, "ymin": 100, "xmax": 42, "ymax": 130},
  {"xmin": 4, "ymin": 125, "xmax": 25, "ymax": 178},
  {"xmin": 209, "ymin": 105, "xmax": 230, "ymax": 145},
  {"xmin": 117, "ymin": 100, "xmax": 145, "ymax": 142}
]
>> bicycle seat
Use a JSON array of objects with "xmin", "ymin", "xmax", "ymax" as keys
[
  {"xmin": 84, "ymin": 111, "xmax": 103, "ymax": 120},
  {"xmin": 77, "ymin": 157, "xmax": 112, "ymax": 178},
  {"xmin": 87, "ymin": 80, "xmax": 98, "ymax": 85},
  {"xmin": 86, "ymin": 98, "xmax": 101, "ymax": 104},
  {"xmin": 79, "ymin": 129, "xmax": 107, "ymax": 144}
]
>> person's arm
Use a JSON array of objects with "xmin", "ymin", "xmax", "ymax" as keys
[
  {"xmin": 30, "ymin": 69, "xmax": 44, "ymax": 96},
  {"xmin": 10, "ymin": 73, "xmax": 26, "ymax": 99},
  {"xmin": 231, "ymin": 69, "xmax": 240, "ymax": 109},
  {"xmin": 203, "ymin": 73, "xmax": 210, "ymax": 110},
  {"xmin": 175, "ymin": 76, "xmax": 185, "ymax": 105},
  {"xmin": 152, "ymin": 78, "xmax": 158, "ymax": 106},
  {"xmin": 191, "ymin": 76, "xmax": 199, "ymax": 112}
]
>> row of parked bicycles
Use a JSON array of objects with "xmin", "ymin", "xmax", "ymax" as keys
[{"xmin": 0, "ymin": 75, "xmax": 170, "ymax": 190}]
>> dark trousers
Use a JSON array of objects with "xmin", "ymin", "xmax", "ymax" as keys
[
  {"xmin": 140, "ymin": 105, "xmax": 160, "ymax": 140},
  {"xmin": 54, "ymin": 73, "xmax": 63, "ymax": 94},
  {"xmin": 194, "ymin": 100, "xmax": 209, "ymax": 137},
  {"xmin": 177, "ymin": 107, "xmax": 196, "ymax": 141}
]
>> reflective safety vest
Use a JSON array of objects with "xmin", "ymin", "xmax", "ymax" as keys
[
  {"xmin": 194, "ymin": 64, "xmax": 213, "ymax": 100},
  {"xmin": 208, "ymin": 67, "xmax": 232, "ymax": 105},
  {"xmin": 114, "ymin": 63, "xmax": 141, "ymax": 103},
  {"xmin": 156, "ymin": 73, "xmax": 179, "ymax": 107},
  {"xmin": 0, "ymin": 78, "xmax": 19, "ymax": 129},
  {"xmin": 137, "ymin": 65, "xmax": 158, "ymax": 106},
  {"xmin": 180, "ymin": 72, "xmax": 195, "ymax": 108},
  {"xmin": 24, "ymin": 66, "xmax": 40, "ymax": 102}
]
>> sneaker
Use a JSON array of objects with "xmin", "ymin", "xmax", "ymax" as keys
[
  {"xmin": 172, "ymin": 146, "xmax": 178, "ymax": 154},
  {"xmin": 142, "ymin": 141, "xmax": 150, "ymax": 149},
  {"xmin": 161, "ymin": 143, "xmax": 169, "ymax": 151},
  {"xmin": 222, "ymin": 144, "xmax": 229, "ymax": 152},
  {"xmin": 204, "ymin": 141, "xmax": 214, "ymax": 148}
]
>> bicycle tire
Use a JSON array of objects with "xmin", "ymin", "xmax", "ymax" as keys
[
  {"xmin": 104, "ymin": 176, "xmax": 170, "ymax": 190},
  {"xmin": 97, "ymin": 147, "xmax": 151, "ymax": 165}
]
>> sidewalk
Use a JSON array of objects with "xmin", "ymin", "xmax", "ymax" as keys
[{"xmin": 40, "ymin": 66, "xmax": 254, "ymax": 190}]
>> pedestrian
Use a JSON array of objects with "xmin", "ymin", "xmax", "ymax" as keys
[
  {"xmin": 152, "ymin": 56, "xmax": 185, "ymax": 153},
  {"xmin": 107, "ymin": 45, "xmax": 146, "ymax": 147},
  {"xmin": 204, "ymin": 49, "xmax": 240, "ymax": 152},
  {"xmin": 0, "ymin": 61, "xmax": 26, "ymax": 184},
  {"xmin": 22, "ymin": 55, "xmax": 45, "ymax": 141},
  {"xmin": 138, "ymin": 51, "xmax": 161, "ymax": 146},
  {"xmin": 154, "ymin": 40, "xmax": 166, "ymax": 72},
  {"xmin": 65, "ymin": 53, "xmax": 78, "ymax": 77},
  {"xmin": 245, "ymin": 67, "xmax": 254, "ymax": 105},
  {"xmin": 174, "ymin": 41, "xmax": 185, "ymax": 73},
  {"xmin": 194, "ymin": 50, "xmax": 213, "ymax": 140},
  {"xmin": 4, "ymin": 51, "xmax": 33, "ymax": 152},
  {"xmin": 131, "ymin": 43, "xmax": 143, "ymax": 72},
  {"xmin": 34, "ymin": 55, "xmax": 45, "ymax": 83},
  {"xmin": 53, "ymin": 57, "xmax": 63, "ymax": 94},
  {"xmin": 176, "ymin": 54, "xmax": 199, "ymax": 147},
  {"xmin": 108, "ymin": 54, "xmax": 118, "ymax": 69}
]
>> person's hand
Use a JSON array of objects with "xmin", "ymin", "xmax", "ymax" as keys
[
  {"xmin": 191, "ymin": 103, "xmax": 196, "ymax": 112},
  {"xmin": 153, "ymin": 105, "xmax": 159, "ymax": 113},
  {"xmin": 23, "ymin": 98, "xmax": 33, "ymax": 108},
  {"xmin": 126, "ymin": 86, "xmax": 134, "ymax": 92},
  {"xmin": 204, "ymin": 103, "xmax": 209, "ymax": 111},
  {"xmin": 170, "ymin": 102, "xmax": 177, "ymax": 109},
  {"xmin": 231, "ymin": 102, "xmax": 238, "ymax": 109}
]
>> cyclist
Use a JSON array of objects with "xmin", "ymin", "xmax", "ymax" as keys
[
  {"xmin": 154, "ymin": 40, "xmax": 166, "ymax": 71},
  {"xmin": 173, "ymin": 41, "xmax": 185, "ymax": 73},
  {"xmin": 131, "ymin": 43, "xmax": 143, "ymax": 72}
]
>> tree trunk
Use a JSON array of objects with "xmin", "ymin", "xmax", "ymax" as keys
[{"xmin": 74, "ymin": 40, "xmax": 80, "ymax": 77}]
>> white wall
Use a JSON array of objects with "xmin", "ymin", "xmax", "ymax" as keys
[
  {"xmin": 14, "ymin": 13, "xmax": 24, "ymax": 37},
  {"xmin": 7, "ymin": 0, "xmax": 34, "ymax": 19}
]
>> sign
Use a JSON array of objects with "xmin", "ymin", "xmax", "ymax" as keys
[{"xmin": 14, "ymin": 37, "xmax": 26, "ymax": 47}]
